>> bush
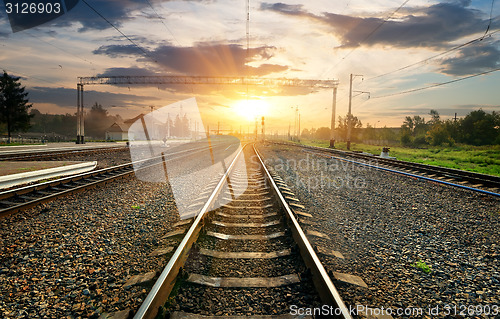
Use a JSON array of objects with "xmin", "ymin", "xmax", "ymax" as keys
[
  {"xmin": 400, "ymin": 131, "xmax": 413, "ymax": 146},
  {"xmin": 413, "ymin": 136, "xmax": 428, "ymax": 146},
  {"xmin": 426, "ymin": 124, "xmax": 453, "ymax": 146}
]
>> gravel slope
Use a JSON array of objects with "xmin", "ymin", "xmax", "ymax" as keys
[
  {"xmin": 0, "ymin": 176, "xmax": 179, "ymax": 318},
  {"xmin": 258, "ymin": 143, "xmax": 500, "ymax": 319}
]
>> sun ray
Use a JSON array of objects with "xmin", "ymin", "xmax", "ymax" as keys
[{"xmin": 233, "ymin": 99, "xmax": 269, "ymax": 121}]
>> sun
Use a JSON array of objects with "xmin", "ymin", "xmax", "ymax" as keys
[{"xmin": 233, "ymin": 99, "xmax": 269, "ymax": 121}]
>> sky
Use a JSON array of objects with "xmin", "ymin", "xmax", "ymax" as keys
[{"xmin": 0, "ymin": 0, "xmax": 499, "ymax": 135}]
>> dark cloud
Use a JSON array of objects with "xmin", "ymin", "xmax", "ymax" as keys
[
  {"xmin": 97, "ymin": 67, "xmax": 160, "ymax": 77},
  {"xmin": 260, "ymin": 3, "xmax": 304, "ymax": 15},
  {"xmin": 261, "ymin": 2, "xmax": 490, "ymax": 49},
  {"xmin": 440, "ymin": 41, "xmax": 500, "ymax": 76},
  {"xmin": 48, "ymin": 0, "xmax": 207, "ymax": 32},
  {"xmin": 93, "ymin": 44, "xmax": 145, "ymax": 58},
  {"xmin": 94, "ymin": 42, "xmax": 289, "ymax": 76},
  {"xmin": 29, "ymin": 86, "xmax": 160, "ymax": 109},
  {"xmin": 0, "ymin": 10, "xmax": 10, "ymax": 37},
  {"xmin": 47, "ymin": 0, "xmax": 139, "ymax": 32}
]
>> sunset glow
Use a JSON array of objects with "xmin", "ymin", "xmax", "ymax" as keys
[
  {"xmin": 0, "ymin": 0, "xmax": 497, "ymax": 132},
  {"xmin": 233, "ymin": 99, "xmax": 269, "ymax": 122}
]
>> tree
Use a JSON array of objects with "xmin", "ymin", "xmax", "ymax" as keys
[
  {"xmin": 85, "ymin": 102, "xmax": 113, "ymax": 139},
  {"xmin": 362, "ymin": 123, "xmax": 378, "ymax": 141},
  {"xmin": 428, "ymin": 109, "xmax": 441, "ymax": 126},
  {"xmin": 0, "ymin": 71, "xmax": 33, "ymax": 142},
  {"xmin": 459, "ymin": 109, "xmax": 499, "ymax": 145},
  {"xmin": 314, "ymin": 127, "xmax": 331, "ymax": 140},
  {"xmin": 301, "ymin": 128, "xmax": 311, "ymax": 138},
  {"xmin": 401, "ymin": 115, "xmax": 427, "ymax": 137},
  {"xmin": 425, "ymin": 123, "xmax": 453, "ymax": 146},
  {"xmin": 337, "ymin": 114, "xmax": 362, "ymax": 141}
]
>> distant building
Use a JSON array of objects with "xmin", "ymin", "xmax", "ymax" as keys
[
  {"xmin": 105, "ymin": 123, "xmax": 131, "ymax": 141},
  {"xmin": 105, "ymin": 114, "xmax": 146, "ymax": 141}
]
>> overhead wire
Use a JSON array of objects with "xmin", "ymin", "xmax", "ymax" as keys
[
  {"xmin": 0, "ymin": 65, "xmax": 61, "ymax": 85},
  {"xmin": 25, "ymin": 31, "xmax": 100, "ymax": 69},
  {"xmin": 371, "ymin": 66, "xmax": 500, "ymax": 99},
  {"xmin": 143, "ymin": 0, "xmax": 182, "ymax": 46},
  {"xmin": 482, "ymin": 0, "xmax": 496, "ymax": 38},
  {"xmin": 321, "ymin": 0, "xmax": 411, "ymax": 78},
  {"xmin": 366, "ymin": 29, "xmax": 500, "ymax": 81},
  {"xmin": 81, "ymin": 0, "xmax": 157, "ymax": 64}
]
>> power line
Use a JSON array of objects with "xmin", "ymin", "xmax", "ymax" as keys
[
  {"xmin": 371, "ymin": 66, "xmax": 500, "ymax": 99},
  {"xmin": 0, "ymin": 65, "xmax": 61, "ymax": 85},
  {"xmin": 81, "ymin": 0, "xmax": 157, "ymax": 64},
  {"xmin": 25, "ymin": 31, "xmax": 99, "ymax": 69},
  {"xmin": 322, "ymin": 0, "xmax": 411, "ymax": 78},
  {"xmin": 483, "ymin": 0, "xmax": 496, "ymax": 38},
  {"xmin": 367, "ymin": 29, "xmax": 500, "ymax": 81},
  {"xmin": 143, "ymin": 0, "xmax": 181, "ymax": 46}
]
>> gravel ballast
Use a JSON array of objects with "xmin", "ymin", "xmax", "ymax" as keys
[
  {"xmin": 258, "ymin": 143, "xmax": 500, "ymax": 318},
  {"xmin": 0, "ymin": 175, "xmax": 180, "ymax": 318}
]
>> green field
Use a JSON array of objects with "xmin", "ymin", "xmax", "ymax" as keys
[{"xmin": 285, "ymin": 139, "xmax": 500, "ymax": 177}]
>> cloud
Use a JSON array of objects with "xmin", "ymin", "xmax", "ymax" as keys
[
  {"xmin": 440, "ymin": 41, "xmax": 500, "ymax": 76},
  {"xmin": 93, "ymin": 45, "xmax": 148, "ymax": 58},
  {"xmin": 97, "ymin": 66, "xmax": 160, "ymax": 77},
  {"xmin": 94, "ymin": 42, "xmax": 289, "ymax": 76},
  {"xmin": 29, "ymin": 86, "xmax": 160, "ymax": 109},
  {"xmin": 46, "ymin": 0, "xmax": 139, "ymax": 32},
  {"xmin": 261, "ymin": 1, "xmax": 490, "ymax": 49},
  {"xmin": 46, "ymin": 0, "xmax": 209, "ymax": 32}
]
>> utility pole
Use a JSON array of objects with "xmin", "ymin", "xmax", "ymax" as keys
[
  {"xmin": 261, "ymin": 116, "xmax": 265, "ymax": 141},
  {"xmin": 76, "ymin": 83, "xmax": 85, "ymax": 144},
  {"xmin": 298, "ymin": 113, "xmax": 300, "ymax": 141},
  {"xmin": 347, "ymin": 74, "xmax": 354, "ymax": 150},
  {"xmin": 330, "ymin": 85, "xmax": 337, "ymax": 148},
  {"xmin": 76, "ymin": 83, "xmax": 81, "ymax": 144},
  {"xmin": 347, "ymin": 73, "xmax": 367, "ymax": 150},
  {"xmin": 255, "ymin": 118, "xmax": 258, "ymax": 140}
]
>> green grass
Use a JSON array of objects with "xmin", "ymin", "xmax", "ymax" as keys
[
  {"xmin": 412, "ymin": 260, "xmax": 432, "ymax": 274},
  {"xmin": 286, "ymin": 139, "xmax": 500, "ymax": 177}
]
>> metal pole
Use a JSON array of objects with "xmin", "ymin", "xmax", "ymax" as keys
[
  {"xmin": 298, "ymin": 113, "xmax": 300, "ymax": 140},
  {"xmin": 261, "ymin": 116, "xmax": 264, "ymax": 141},
  {"xmin": 255, "ymin": 118, "xmax": 257, "ymax": 140},
  {"xmin": 80, "ymin": 84, "xmax": 85, "ymax": 144},
  {"xmin": 330, "ymin": 86, "xmax": 337, "ymax": 148},
  {"xmin": 347, "ymin": 73, "xmax": 353, "ymax": 150},
  {"xmin": 76, "ymin": 84, "xmax": 81, "ymax": 144}
]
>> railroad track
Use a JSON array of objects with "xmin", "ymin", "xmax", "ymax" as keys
[
  {"xmin": 0, "ymin": 142, "xmax": 232, "ymax": 217},
  {"xmin": 134, "ymin": 144, "xmax": 350, "ymax": 319},
  {"xmin": 0, "ymin": 145, "xmax": 128, "ymax": 161},
  {"xmin": 273, "ymin": 142, "xmax": 500, "ymax": 196}
]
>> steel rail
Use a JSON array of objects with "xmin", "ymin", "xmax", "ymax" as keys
[
  {"xmin": 253, "ymin": 145, "xmax": 352, "ymax": 318},
  {"xmin": 0, "ymin": 143, "xmax": 230, "ymax": 217},
  {"xmin": 0, "ymin": 146, "xmax": 128, "ymax": 161},
  {"xmin": 272, "ymin": 142, "xmax": 500, "ymax": 190},
  {"xmin": 0, "ymin": 166, "xmax": 134, "ymax": 217},
  {"xmin": 134, "ymin": 144, "xmax": 246, "ymax": 319},
  {"xmin": 308, "ymin": 150, "xmax": 500, "ymax": 198}
]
